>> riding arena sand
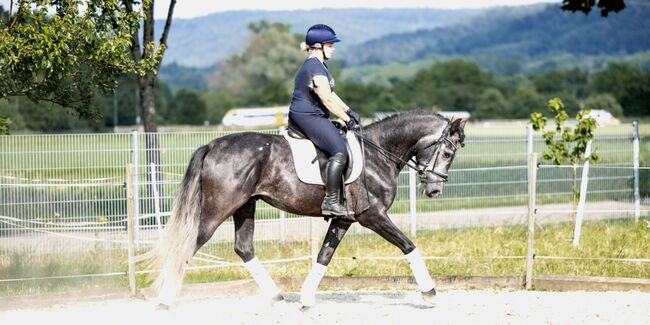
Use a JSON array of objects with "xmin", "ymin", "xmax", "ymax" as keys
[{"xmin": 2, "ymin": 288, "xmax": 649, "ymax": 325}]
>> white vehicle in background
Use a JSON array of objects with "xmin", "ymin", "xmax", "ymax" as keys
[
  {"xmin": 221, "ymin": 106, "xmax": 289, "ymax": 127},
  {"xmin": 582, "ymin": 109, "xmax": 620, "ymax": 125}
]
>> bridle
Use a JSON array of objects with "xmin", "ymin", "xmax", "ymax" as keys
[{"xmin": 354, "ymin": 123, "xmax": 460, "ymax": 184}]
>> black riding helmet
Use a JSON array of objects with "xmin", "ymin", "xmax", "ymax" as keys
[{"xmin": 305, "ymin": 24, "xmax": 341, "ymax": 46}]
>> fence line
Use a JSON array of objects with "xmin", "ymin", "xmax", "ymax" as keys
[{"xmin": 0, "ymin": 123, "xmax": 647, "ymax": 287}]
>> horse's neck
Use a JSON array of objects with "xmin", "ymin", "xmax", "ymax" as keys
[{"xmin": 372, "ymin": 118, "xmax": 445, "ymax": 161}]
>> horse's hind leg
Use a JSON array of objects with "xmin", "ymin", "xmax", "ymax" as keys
[
  {"xmin": 300, "ymin": 219, "xmax": 352, "ymax": 307},
  {"xmin": 234, "ymin": 199, "xmax": 282, "ymax": 300},
  {"xmin": 359, "ymin": 211, "xmax": 437, "ymax": 301}
]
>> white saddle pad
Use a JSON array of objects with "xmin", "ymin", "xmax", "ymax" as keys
[{"xmin": 283, "ymin": 130, "xmax": 363, "ymax": 185}]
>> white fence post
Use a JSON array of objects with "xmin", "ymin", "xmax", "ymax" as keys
[
  {"xmin": 131, "ymin": 131, "xmax": 140, "ymax": 250},
  {"xmin": 527, "ymin": 123, "xmax": 533, "ymax": 158},
  {"xmin": 150, "ymin": 162, "xmax": 162, "ymax": 239},
  {"xmin": 572, "ymin": 140, "xmax": 592, "ymax": 247},
  {"xmin": 409, "ymin": 168, "xmax": 417, "ymax": 237},
  {"xmin": 633, "ymin": 121, "xmax": 640, "ymax": 222},
  {"xmin": 526, "ymin": 153, "xmax": 537, "ymax": 290}
]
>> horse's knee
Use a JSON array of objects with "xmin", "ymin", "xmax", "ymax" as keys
[{"xmin": 234, "ymin": 240, "xmax": 255, "ymax": 262}]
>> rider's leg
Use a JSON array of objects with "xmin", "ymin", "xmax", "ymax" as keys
[
  {"xmin": 321, "ymin": 152, "xmax": 353, "ymax": 217},
  {"xmin": 288, "ymin": 113, "xmax": 353, "ymax": 219}
]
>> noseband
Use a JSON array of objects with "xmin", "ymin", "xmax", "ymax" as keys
[
  {"xmin": 355, "ymin": 123, "xmax": 460, "ymax": 185},
  {"xmin": 415, "ymin": 137, "xmax": 459, "ymax": 184}
]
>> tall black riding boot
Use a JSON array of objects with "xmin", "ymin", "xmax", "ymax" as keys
[{"xmin": 321, "ymin": 152, "xmax": 354, "ymax": 218}]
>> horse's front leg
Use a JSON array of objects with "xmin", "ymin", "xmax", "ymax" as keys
[
  {"xmin": 300, "ymin": 219, "xmax": 352, "ymax": 308},
  {"xmin": 358, "ymin": 211, "xmax": 437, "ymax": 302}
]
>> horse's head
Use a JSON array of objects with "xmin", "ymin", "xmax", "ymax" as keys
[{"xmin": 414, "ymin": 117, "xmax": 466, "ymax": 197}]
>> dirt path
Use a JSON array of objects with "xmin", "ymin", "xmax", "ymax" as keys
[{"xmin": 2, "ymin": 289, "xmax": 649, "ymax": 324}]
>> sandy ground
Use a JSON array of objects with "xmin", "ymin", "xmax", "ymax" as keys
[{"xmin": 2, "ymin": 290, "xmax": 649, "ymax": 325}]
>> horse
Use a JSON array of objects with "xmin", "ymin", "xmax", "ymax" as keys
[{"xmin": 146, "ymin": 110, "xmax": 466, "ymax": 309}]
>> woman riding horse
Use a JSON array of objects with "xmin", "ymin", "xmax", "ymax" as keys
[{"xmin": 289, "ymin": 24, "xmax": 361, "ymax": 220}]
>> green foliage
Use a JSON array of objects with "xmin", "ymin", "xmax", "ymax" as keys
[
  {"xmin": 591, "ymin": 62, "xmax": 650, "ymax": 117},
  {"xmin": 169, "ymin": 89, "xmax": 207, "ymax": 125},
  {"xmin": 561, "ymin": 0, "xmax": 627, "ymax": 16},
  {"xmin": 0, "ymin": 0, "xmax": 161, "ymax": 133},
  {"xmin": 392, "ymin": 59, "xmax": 494, "ymax": 112},
  {"xmin": 530, "ymin": 98, "xmax": 600, "ymax": 165},
  {"xmin": 206, "ymin": 20, "xmax": 303, "ymax": 107}
]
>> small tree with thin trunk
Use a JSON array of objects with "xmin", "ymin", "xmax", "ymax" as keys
[{"xmin": 530, "ymin": 98, "xmax": 599, "ymax": 211}]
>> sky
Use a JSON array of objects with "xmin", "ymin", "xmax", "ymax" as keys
[
  {"xmin": 155, "ymin": 0, "xmax": 559, "ymax": 19},
  {"xmin": 0, "ymin": 1, "xmax": 560, "ymax": 19}
]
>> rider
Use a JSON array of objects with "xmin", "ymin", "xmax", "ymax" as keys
[{"xmin": 289, "ymin": 24, "xmax": 361, "ymax": 219}]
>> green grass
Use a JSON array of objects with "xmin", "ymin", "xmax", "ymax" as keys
[{"xmin": 4, "ymin": 218, "xmax": 646, "ymax": 296}]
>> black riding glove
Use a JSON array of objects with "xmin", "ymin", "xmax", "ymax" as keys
[
  {"xmin": 346, "ymin": 110, "xmax": 361, "ymax": 124},
  {"xmin": 346, "ymin": 118, "xmax": 357, "ymax": 130}
]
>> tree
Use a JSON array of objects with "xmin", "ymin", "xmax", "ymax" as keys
[
  {"xmin": 207, "ymin": 21, "xmax": 304, "ymax": 107},
  {"xmin": 122, "ymin": 0, "xmax": 176, "ymax": 201},
  {"xmin": 122, "ymin": 0, "xmax": 175, "ymax": 133},
  {"xmin": 0, "ymin": 1, "xmax": 159, "ymax": 134},
  {"xmin": 590, "ymin": 62, "xmax": 650, "ymax": 117},
  {"xmin": 393, "ymin": 59, "xmax": 495, "ymax": 113},
  {"xmin": 474, "ymin": 88, "xmax": 509, "ymax": 120},
  {"xmin": 530, "ymin": 98, "xmax": 599, "ymax": 209},
  {"xmin": 170, "ymin": 89, "xmax": 206, "ymax": 125},
  {"xmin": 561, "ymin": 0, "xmax": 627, "ymax": 17},
  {"xmin": 581, "ymin": 94, "xmax": 624, "ymax": 117}
]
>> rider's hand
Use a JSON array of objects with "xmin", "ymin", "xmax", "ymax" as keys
[
  {"xmin": 346, "ymin": 109, "xmax": 361, "ymax": 124},
  {"xmin": 346, "ymin": 118, "xmax": 357, "ymax": 130}
]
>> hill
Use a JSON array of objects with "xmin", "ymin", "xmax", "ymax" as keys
[
  {"xmin": 342, "ymin": 2, "xmax": 650, "ymax": 69},
  {"xmin": 156, "ymin": 8, "xmax": 477, "ymax": 68}
]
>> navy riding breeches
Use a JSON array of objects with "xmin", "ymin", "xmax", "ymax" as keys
[{"xmin": 289, "ymin": 112, "xmax": 348, "ymax": 159}]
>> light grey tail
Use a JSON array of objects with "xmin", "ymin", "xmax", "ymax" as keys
[{"xmin": 146, "ymin": 145, "xmax": 210, "ymax": 304}]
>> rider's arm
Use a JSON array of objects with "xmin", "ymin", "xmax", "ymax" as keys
[
  {"xmin": 331, "ymin": 92, "xmax": 351, "ymax": 113},
  {"xmin": 311, "ymin": 75, "xmax": 350, "ymax": 122}
]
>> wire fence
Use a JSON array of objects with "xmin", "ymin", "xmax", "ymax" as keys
[{"xmin": 0, "ymin": 123, "xmax": 648, "ymax": 289}]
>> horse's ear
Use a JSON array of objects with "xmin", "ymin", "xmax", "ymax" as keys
[{"xmin": 450, "ymin": 118, "xmax": 467, "ymax": 133}]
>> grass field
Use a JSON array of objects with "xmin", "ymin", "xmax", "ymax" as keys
[{"xmin": 1, "ymin": 218, "xmax": 647, "ymax": 296}]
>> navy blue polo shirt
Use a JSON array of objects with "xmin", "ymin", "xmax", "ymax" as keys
[{"xmin": 289, "ymin": 57, "xmax": 335, "ymax": 117}]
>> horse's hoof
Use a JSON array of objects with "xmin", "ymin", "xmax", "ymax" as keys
[
  {"xmin": 155, "ymin": 303, "xmax": 170, "ymax": 311},
  {"xmin": 299, "ymin": 305, "xmax": 311, "ymax": 312},
  {"xmin": 271, "ymin": 293, "xmax": 285, "ymax": 302},
  {"xmin": 422, "ymin": 288, "xmax": 437, "ymax": 303}
]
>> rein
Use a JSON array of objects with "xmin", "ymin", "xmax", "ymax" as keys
[{"xmin": 353, "ymin": 122, "xmax": 454, "ymax": 184}]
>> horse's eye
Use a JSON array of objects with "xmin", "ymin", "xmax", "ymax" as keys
[{"xmin": 443, "ymin": 152, "xmax": 451, "ymax": 159}]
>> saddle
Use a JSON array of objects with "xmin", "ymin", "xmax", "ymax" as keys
[{"xmin": 283, "ymin": 121, "xmax": 363, "ymax": 186}]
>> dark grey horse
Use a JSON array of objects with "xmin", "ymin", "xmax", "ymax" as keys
[{"xmin": 147, "ymin": 110, "xmax": 466, "ymax": 308}]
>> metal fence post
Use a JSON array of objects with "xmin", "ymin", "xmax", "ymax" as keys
[
  {"xmin": 409, "ymin": 168, "xmax": 417, "ymax": 237},
  {"xmin": 126, "ymin": 164, "xmax": 137, "ymax": 295},
  {"xmin": 526, "ymin": 153, "xmax": 537, "ymax": 290},
  {"xmin": 310, "ymin": 217, "xmax": 318, "ymax": 265},
  {"xmin": 279, "ymin": 210, "xmax": 286, "ymax": 244},
  {"xmin": 633, "ymin": 121, "xmax": 640, "ymax": 221},
  {"xmin": 131, "ymin": 131, "xmax": 140, "ymax": 250}
]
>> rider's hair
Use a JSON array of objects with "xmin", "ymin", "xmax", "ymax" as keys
[{"xmin": 300, "ymin": 42, "xmax": 322, "ymax": 52}]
